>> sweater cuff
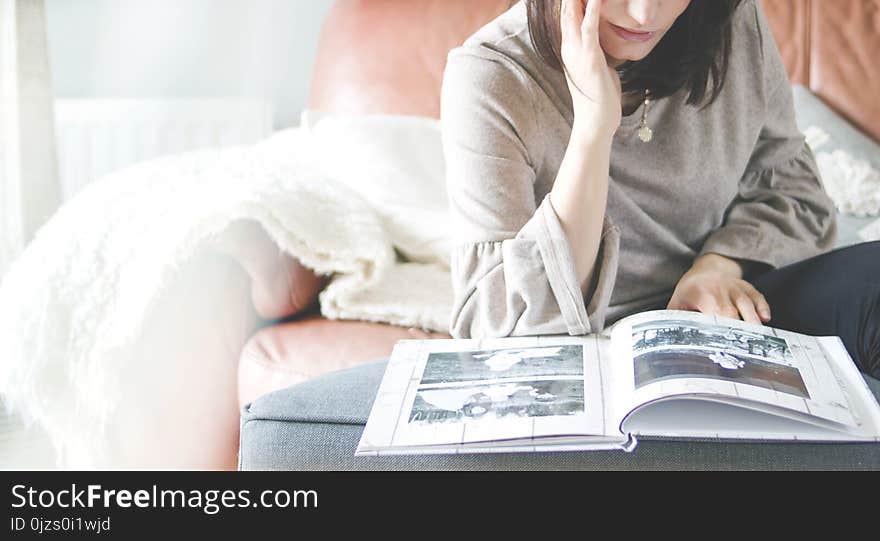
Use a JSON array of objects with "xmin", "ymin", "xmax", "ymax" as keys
[
  {"xmin": 698, "ymin": 223, "xmax": 789, "ymax": 271},
  {"xmin": 520, "ymin": 193, "xmax": 620, "ymax": 335}
]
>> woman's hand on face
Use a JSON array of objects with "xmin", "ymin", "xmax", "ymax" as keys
[
  {"xmin": 560, "ymin": 0, "xmax": 622, "ymax": 138},
  {"xmin": 666, "ymin": 254, "xmax": 772, "ymax": 325}
]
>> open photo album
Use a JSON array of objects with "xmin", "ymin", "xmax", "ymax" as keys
[{"xmin": 356, "ymin": 310, "xmax": 880, "ymax": 456}]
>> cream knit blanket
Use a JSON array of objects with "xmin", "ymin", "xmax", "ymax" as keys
[{"xmin": 0, "ymin": 120, "xmax": 453, "ymax": 468}]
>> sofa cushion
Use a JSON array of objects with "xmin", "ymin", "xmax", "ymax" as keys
[
  {"xmin": 762, "ymin": 0, "xmax": 880, "ymax": 143},
  {"xmin": 238, "ymin": 359, "xmax": 880, "ymax": 470},
  {"xmin": 805, "ymin": 0, "xmax": 880, "ymax": 144},
  {"xmin": 308, "ymin": 0, "xmax": 514, "ymax": 118},
  {"xmin": 238, "ymin": 312, "xmax": 449, "ymax": 409}
]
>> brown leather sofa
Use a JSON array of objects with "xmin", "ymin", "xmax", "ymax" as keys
[{"xmin": 236, "ymin": 0, "xmax": 880, "ymax": 412}]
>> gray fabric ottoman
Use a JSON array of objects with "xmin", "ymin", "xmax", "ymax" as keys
[{"xmin": 238, "ymin": 359, "xmax": 880, "ymax": 470}]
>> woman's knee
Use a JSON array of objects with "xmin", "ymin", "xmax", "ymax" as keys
[
  {"xmin": 857, "ymin": 287, "xmax": 880, "ymax": 378},
  {"xmin": 756, "ymin": 241, "xmax": 880, "ymax": 296},
  {"xmin": 751, "ymin": 241, "xmax": 880, "ymax": 377},
  {"xmin": 279, "ymin": 253, "xmax": 331, "ymax": 315},
  {"xmin": 210, "ymin": 219, "xmax": 331, "ymax": 320},
  {"xmin": 821, "ymin": 241, "xmax": 880, "ymax": 280}
]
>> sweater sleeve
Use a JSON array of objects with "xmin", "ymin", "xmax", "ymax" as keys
[
  {"xmin": 441, "ymin": 48, "xmax": 620, "ymax": 340},
  {"xmin": 698, "ymin": 0, "xmax": 837, "ymax": 269}
]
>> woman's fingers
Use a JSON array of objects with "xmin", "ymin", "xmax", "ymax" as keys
[
  {"xmin": 686, "ymin": 286, "xmax": 748, "ymax": 322},
  {"xmin": 733, "ymin": 291, "xmax": 762, "ymax": 325},
  {"xmin": 730, "ymin": 282, "xmax": 770, "ymax": 325},
  {"xmin": 560, "ymin": 0, "xmax": 584, "ymax": 48},
  {"xmin": 582, "ymin": 0, "xmax": 603, "ymax": 41},
  {"xmin": 693, "ymin": 295, "xmax": 723, "ymax": 318},
  {"xmin": 744, "ymin": 283, "xmax": 772, "ymax": 322},
  {"xmin": 668, "ymin": 271, "xmax": 773, "ymax": 326},
  {"xmin": 580, "ymin": 0, "xmax": 605, "ymax": 68}
]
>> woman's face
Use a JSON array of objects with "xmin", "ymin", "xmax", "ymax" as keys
[{"xmin": 596, "ymin": 0, "xmax": 692, "ymax": 66}]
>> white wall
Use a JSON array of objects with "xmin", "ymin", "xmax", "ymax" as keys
[{"xmin": 45, "ymin": 0, "xmax": 335, "ymax": 129}]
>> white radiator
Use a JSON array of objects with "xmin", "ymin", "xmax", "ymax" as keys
[{"xmin": 54, "ymin": 98, "xmax": 274, "ymax": 201}]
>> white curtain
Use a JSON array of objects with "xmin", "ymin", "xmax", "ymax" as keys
[
  {"xmin": 0, "ymin": 0, "xmax": 59, "ymax": 469},
  {"xmin": 0, "ymin": 0, "xmax": 60, "ymax": 277}
]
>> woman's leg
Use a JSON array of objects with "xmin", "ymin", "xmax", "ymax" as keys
[
  {"xmin": 211, "ymin": 220, "xmax": 331, "ymax": 319},
  {"xmin": 748, "ymin": 241, "xmax": 880, "ymax": 378}
]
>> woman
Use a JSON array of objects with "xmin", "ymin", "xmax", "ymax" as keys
[{"xmin": 442, "ymin": 0, "xmax": 879, "ymax": 377}]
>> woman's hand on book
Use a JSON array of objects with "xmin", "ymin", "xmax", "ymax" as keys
[
  {"xmin": 560, "ymin": 0, "xmax": 622, "ymax": 139},
  {"xmin": 667, "ymin": 254, "xmax": 772, "ymax": 325}
]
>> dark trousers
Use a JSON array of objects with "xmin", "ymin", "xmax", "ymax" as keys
[{"xmin": 746, "ymin": 241, "xmax": 880, "ymax": 378}]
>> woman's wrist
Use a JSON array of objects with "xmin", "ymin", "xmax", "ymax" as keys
[
  {"xmin": 690, "ymin": 253, "xmax": 746, "ymax": 279},
  {"xmin": 570, "ymin": 117, "xmax": 616, "ymax": 148}
]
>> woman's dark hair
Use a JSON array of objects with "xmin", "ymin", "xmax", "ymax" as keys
[{"xmin": 524, "ymin": 0, "xmax": 745, "ymax": 108}]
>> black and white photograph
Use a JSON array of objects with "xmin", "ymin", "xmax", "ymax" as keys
[
  {"xmin": 419, "ymin": 345, "xmax": 584, "ymax": 385},
  {"xmin": 408, "ymin": 380, "xmax": 585, "ymax": 424},
  {"xmin": 633, "ymin": 349, "xmax": 810, "ymax": 398},
  {"xmin": 631, "ymin": 319, "xmax": 807, "ymax": 398},
  {"xmin": 632, "ymin": 319, "xmax": 792, "ymax": 362}
]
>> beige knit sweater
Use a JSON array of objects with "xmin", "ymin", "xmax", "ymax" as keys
[{"xmin": 441, "ymin": 0, "xmax": 836, "ymax": 339}]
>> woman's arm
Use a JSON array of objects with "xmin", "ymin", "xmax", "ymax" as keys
[
  {"xmin": 551, "ymin": 0, "xmax": 621, "ymax": 296},
  {"xmin": 550, "ymin": 129, "xmax": 613, "ymax": 298},
  {"xmin": 442, "ymin": 0, "xmax": 622, "ymax": 339},
  {"xmin": 667, "ymin": 0, "xmax": 836, "ymax": 324},
  {"xmin": 442, "ymin": 50, "xmax": 621, "ymax": 339}
]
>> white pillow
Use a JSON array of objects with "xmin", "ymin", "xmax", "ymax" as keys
[
  {"xmin": 792, "ymin": 85, "xmax": 880, "ymax": 246},
  {"xmin": 300, "ymin": 109, "xmax": 452, "ymax": 267}
]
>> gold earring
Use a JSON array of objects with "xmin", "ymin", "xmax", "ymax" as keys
[{"xmin": 638, "ymin": 90, "xmax": 653, "ymax": 143}]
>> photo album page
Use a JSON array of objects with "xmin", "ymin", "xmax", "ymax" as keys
[
  {"xmin": 609, "ymin": 310, "xmax": 880, "ymax": 441},
  {"xmin": 356, "ymin": 334, "xmax": 632, "ymax": 455}
]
